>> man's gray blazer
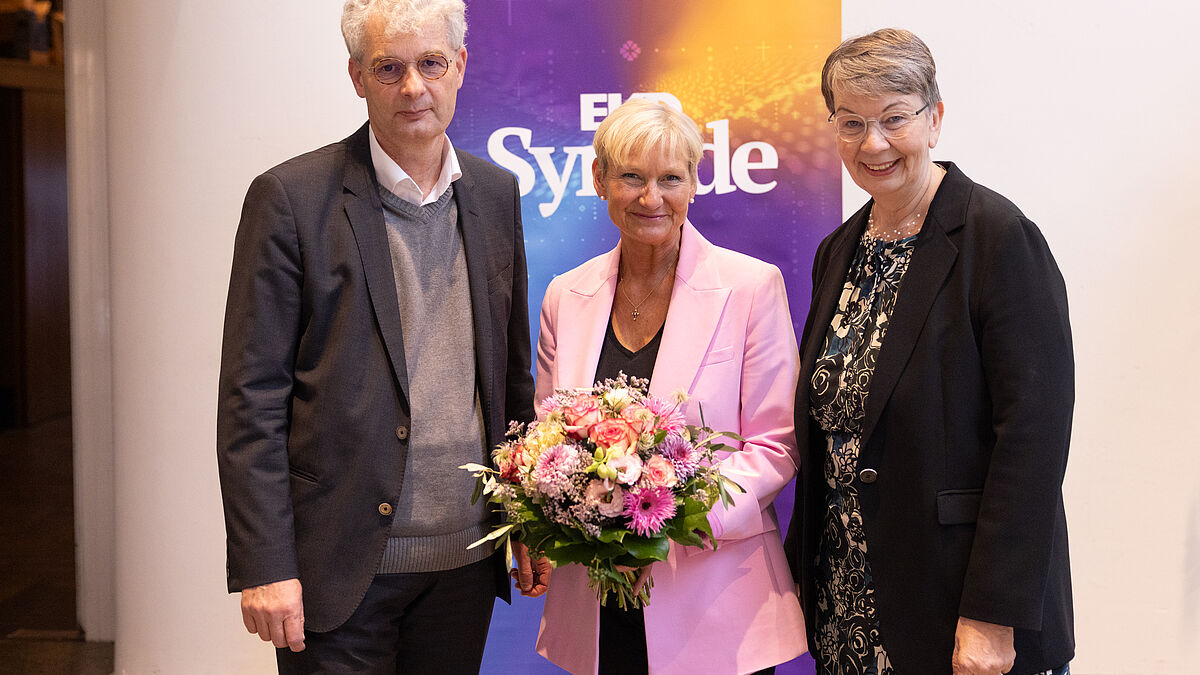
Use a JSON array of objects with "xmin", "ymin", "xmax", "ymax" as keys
[{"xmin": 217, "ymin": 123, "xmax": 535, "ymax": 632}]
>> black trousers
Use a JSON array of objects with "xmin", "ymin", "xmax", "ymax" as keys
[
  {"xmin": 276, "ymin": 557, "xmax": 497, "ymax": 675},
  {"xmin": 598, "ymin": 601, "xmax": 775, "ymax": 675}
]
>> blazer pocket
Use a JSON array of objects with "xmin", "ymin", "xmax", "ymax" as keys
[
  {"xmin": 936, "ymin": 489, "xmax": 982, "ymax": 525},
  {"xmin": 701, "ymin": 345, "xmax": 734, "ymax": 367},
  {"xmin": 487, "ymin": 261, "xmax": 513, "ymax": 293}
]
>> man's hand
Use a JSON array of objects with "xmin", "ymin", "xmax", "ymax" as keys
[
  {"xmin": 952, "ymin": 616, "xmax": 1015, "ymax": 675},
  {"xmin": 510, "ymin": 540, "xmax": 551, "ymax": 597},
  {"xmin": 241, "ymin": 578, "xmax": 306, "ymax": 652}
]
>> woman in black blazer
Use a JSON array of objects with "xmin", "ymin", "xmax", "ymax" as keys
[{"xmin": 784, "ymin": 29, "xmax": 1074, "ymax": 675}]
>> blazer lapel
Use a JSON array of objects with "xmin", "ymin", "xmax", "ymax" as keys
[
  {"xmin": 859, "ymin": 164, "xmax": 963, "ymax": 444},
  {"xmin": 795, "ymin": 209, "xmax": 864, "ymax": 446},
  {"xmin": 343, "ymin": 125, "xmax": 411, "ymax": 411},
  {"xmin": 556, "ymin": 249, "xmax": 619, "ymax": 389},
  {"xmin": 799, "ymin": 209, "xmax": 867, "ymax": 389},
  {"xmin": 651, "ymin": 222, "xmax": 730, "ymax": 399},
  {"xmin": 453, "ymin": 156, "xmax": 497, "ymax": 422}
]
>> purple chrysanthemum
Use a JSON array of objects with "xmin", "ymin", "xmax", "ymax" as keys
[
  {"xmin": 538, "ymin": 392, "xmax": 574, "ymax": 417},
  {"xmin": 533, "ymin": 443, "xmax": 586, "ymax": 499},
  {"xmin": 658, "ymin": 433, "xmax": 699, "ymax": 479},
  {"xmin": 623, "ymin": 486, "xmax": 677, "ymax": 536}
]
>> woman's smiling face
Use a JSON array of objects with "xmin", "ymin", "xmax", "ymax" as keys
[
  {"xmin": 831, "ymin": 86, "xmax": 942, "ymax": 205},
  {"xmin": 594, "ymin": 143, "xmax": 696, "ymax": 251}
]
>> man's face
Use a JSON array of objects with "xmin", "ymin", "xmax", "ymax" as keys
[{"xmin": 349, "ymin": 14, "xmax": 467, "ymax": 156}]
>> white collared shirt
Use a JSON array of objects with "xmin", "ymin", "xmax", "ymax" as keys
[{"xmin": 368, "ymin": 126, "xmax": 462, "ymax": 206}]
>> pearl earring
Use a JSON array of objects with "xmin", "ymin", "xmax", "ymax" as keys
[{"xmin": 689, "ymin": 198, "xmax": 695, "ymax": 203}]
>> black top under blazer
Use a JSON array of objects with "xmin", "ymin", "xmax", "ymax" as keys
[
  {"xmin": 217, "ymin": 124, "xmax": 535, "ymax": 632},
  {"xmin": 784, "ymin": 162, "xmax": 1075, "ymax": 673}
]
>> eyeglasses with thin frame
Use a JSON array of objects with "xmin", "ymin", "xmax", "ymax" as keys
[
  {"xmin": 366, "ymin": 52, "xmax": 451, "ymax": 85},
  {"xmin": 828, "ymin": 103, "xmax": 930, "ymax": 142}
]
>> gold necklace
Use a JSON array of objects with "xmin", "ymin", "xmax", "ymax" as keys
[{"xmin": 618, "ymin": 259, "xmax": 676, "ymax": 321}]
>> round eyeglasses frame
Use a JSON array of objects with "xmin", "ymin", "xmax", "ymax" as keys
[
  {"xmin": 828, "ymin": 103, "xmax": 930, "ymax": 143},
  {"xmin": 366, "ymin": 52, "xmax": 451, "ymax": 85}
]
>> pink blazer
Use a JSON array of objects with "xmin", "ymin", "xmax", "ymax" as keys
[{"xmin": 535, "ymin": 222, "xmax": 808, "ymax": 674}]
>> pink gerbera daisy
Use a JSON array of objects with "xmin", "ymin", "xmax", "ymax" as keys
[
  {"xmin": 642, "ymin": 396, "xmax": 687, "ymax": 433},
  {"xmin": 623, "ymin": 486, "xmax": 677, "ymax": 536}
]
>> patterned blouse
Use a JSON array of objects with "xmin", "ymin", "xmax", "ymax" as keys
[{"xmin": 808, "ymin": 230, "xmax": 917, "ymax": 675}]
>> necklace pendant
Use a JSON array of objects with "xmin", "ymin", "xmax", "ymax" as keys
[{"xmin": 631, "ymin": 308, "xmax": 640, "ymax": 321}]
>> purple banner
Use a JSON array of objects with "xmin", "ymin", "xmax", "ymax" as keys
[{"xmin": 452, "ymin": 2, "xmax": 842, "ymax": 672}]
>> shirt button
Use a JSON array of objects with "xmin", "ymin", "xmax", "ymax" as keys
[
  {"xmin": 378, "ymin": 503, "xmax": 393, "ymax": 516},
  {"xmin": 395, "ymin": 426, "xmax": 409, "ymax": 441},
  {"xmin": 858, "ymin": 468, "xmax": 878, "ymax": 484}
]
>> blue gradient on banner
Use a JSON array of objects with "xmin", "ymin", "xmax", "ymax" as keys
[{"xmin": 450, "ymin": 2, "xmax": 838, "ymax": 672}]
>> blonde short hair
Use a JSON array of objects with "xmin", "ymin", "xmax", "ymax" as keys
[
  {"xmin": 592, "ymin": 99, "xmax": 704, "ymax": 185},
  {"xmin": 341, "ymin": 0, "xmax": 466, "ymax": 62},
  {"xmin": 821, "ymin": 28, "xmax": 940, "ymax": 114}
]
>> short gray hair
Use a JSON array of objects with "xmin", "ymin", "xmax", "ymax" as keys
[
  {"xmin": 821, "ymin": 28, "xmax": 940, "ymax": 114},
  {"xmin": 341, "ymin": 0, "xmax": 467, "ymax": 62},
  {"xmin": 593, "ymin": 99, "xmax": 704, "ymax": 185}
]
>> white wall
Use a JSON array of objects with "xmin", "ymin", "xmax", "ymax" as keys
[
  {"xmin": 71, "ymin": 1, "xmax": 362, "ymax": 671},
  {"xmin": 66, "ymin": 0, "xmax": 115, "ymax": 644},
  {"xmin": 67, "ymin": 0, "xmax": 1199, "ymax": 672}
]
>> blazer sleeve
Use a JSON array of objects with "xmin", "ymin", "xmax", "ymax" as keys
[
  {"xmin": 957, "ymin": 216, "xmax": 1074, "ymax": 629},
  {"xmin": 504, "ymin": 176, "xmax": 537, "ymax": 427},
  {"xmin": 216, "ymin": 171, "xmax": 303, "ymax": 592},
  {"xmin": 534, "ymin": 275, "xmax": 562, "ymax": 411},
  {"xmin": 704, "ymin": 265, "xmax": 802, "ymax": 544}
]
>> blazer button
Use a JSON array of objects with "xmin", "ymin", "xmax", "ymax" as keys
[
  {"xmin": 378, "ymin": 502, "xmax": 393, "ymax": 516},
  {"xmin": 858, "ymin": 468, "xmax": 878, "ymax": 484},
  {"xmin": 395, "ymin": 425, "xmax": 409, "ymax": 441}
]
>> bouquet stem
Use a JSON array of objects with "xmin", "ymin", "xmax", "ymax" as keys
[{"xmin": 590, "ymin": 565, "xmax": 655, "ymax": 609}]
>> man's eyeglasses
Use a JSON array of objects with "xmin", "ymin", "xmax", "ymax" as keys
[
  {"xmin": 828, "ymin": 103, "xmax": 930, "ymax": 142},
  {"xmin": 367, "ymin": 53, "xmax": 451, "ymax": 85}
]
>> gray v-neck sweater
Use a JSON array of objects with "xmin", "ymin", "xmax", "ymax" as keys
[{"xmin": 376, "ymin": 185, "xmax": 492, "ymax": 573}]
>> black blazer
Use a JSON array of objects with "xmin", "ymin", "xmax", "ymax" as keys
[
  {"xmin": 216, "ymin": 124, "xmax": 535, "ymax": 632},
  {"xmin": 784, "ymin": 162, "xmax": 1075, "ymax": 673}
]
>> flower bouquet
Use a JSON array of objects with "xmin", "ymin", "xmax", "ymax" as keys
[{"xmin": 461, "ymin": 374, "xmax": 743, "ymax": 608}]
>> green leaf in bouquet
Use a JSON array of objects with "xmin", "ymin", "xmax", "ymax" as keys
[
  {"xmin": 677, "ymin": 495, "xmax": 708, "ymax": 517},
  {"xmin": 663, "ymin": 521, "xmax": 703, "ymax": 548},
  {"xmin": 466, "ymin": 523, "xmax": 514, "ymax": 551},
  {"xmin": 661, "ymin": 497, "xmax": 714, "ymax": 548},
  {"xmin": 545, "ymin": 541, "xmax": 623, "ymax": 566},
  {"xmin": 611, "ymin": 552, "xmax": 657, "ymax": 568},
  {"xmin": 470, "ymin": 475, "xmax": 484, "ymax": 505},
  {"xmin": 596, "ymin": 528, "xmax": 630, "ymax": 544},
  {"xmin": 621, "ymin": 535, "xmax": 671, "ymax": 561},
  {"xmin": 717, "ymin": 474, "xmax": 745, "ymax": 509},
  {"xmin": 706, "ymin": 430, "xmax": 747, "ymax": 444}
]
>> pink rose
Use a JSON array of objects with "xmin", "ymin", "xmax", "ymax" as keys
[
  {"xmin": 584, "ymin": 479, "xmax": 626, "ymax": 518},
  {"xmin": 608, "ymin": 453, "xmax": 643, "ymax": 486},
  {"xmin": 640, "ymin": 455, "xmax": 678, "ymax": 489},
  {"xmin": 621, "ymin": 403, "xmax": 655, "ymax": 435},
  {"xmin": 589, "ymin": 418, "xmax": 639, "ymax": 455},
  {"xmin": 562, "ymin": 397, "xmax": 603, "ymax": 439}
]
